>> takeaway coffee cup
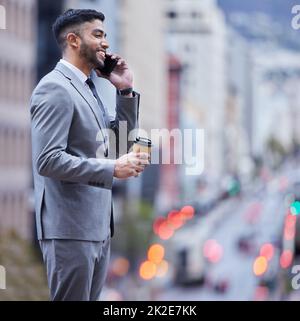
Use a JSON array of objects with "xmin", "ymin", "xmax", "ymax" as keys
[{"xmin": 132, "ymin": 137, "xmax": 152, "ymax": 161}]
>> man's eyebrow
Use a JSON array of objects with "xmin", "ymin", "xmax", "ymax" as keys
[{"xmin": 92, "ymin": 28, "xmax": 107, "ymax": 37}]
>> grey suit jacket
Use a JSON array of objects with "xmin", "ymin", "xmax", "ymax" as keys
[{"xmin": 30, "ymin": 62, "xmax": 139, "ymax": 241}]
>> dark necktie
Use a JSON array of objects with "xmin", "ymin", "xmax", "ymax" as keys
[
  {"xmin": 86, "ymin": 78, "xmax": 107, "ymax": 120},
  {"xmin": 86, "ymin": 78, "xmax": 109, "ymax": 157}
]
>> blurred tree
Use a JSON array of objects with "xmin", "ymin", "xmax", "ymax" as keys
[
  {"xmin": 266, "ymin": 136, "xmax": 286, "ymax": 169},
  {"xmin": 112, "ymin": 199, "xmax": 154, "ymax": 271},
  {"xmin": 0, "ymin": 232, "xmax": 48, "ymax": 300}
]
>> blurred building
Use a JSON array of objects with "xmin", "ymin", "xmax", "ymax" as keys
[
  {"xmin": 37, "ymin": 1, "xmax": 62, "ymax": 80},
  {"xmin": 0, "ymin": 0, "xmax": 37, "ymax": 239},
  {"xmin": 251, "ymin": 46, "xmax": 300, "ymax": 161},
  {"xmin": 156, "ymin": 55, "xmax": 182, "ymax": 211},
  {"xmin": 225, "ymin": 28, "xmax": 253, "ymax": 178},
  {"xmin": 165, "ymin": 0, "xmax": 227, "ymax": 199},
  {"xmin": 119, "ymin": 0, "xmax": 167, "ymax": 136},
  {"xmin": 117, "ymin": 0, "xmax": 167, "ymax": 208}
]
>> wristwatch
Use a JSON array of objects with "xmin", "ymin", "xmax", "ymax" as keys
[{"xmin": 118, "ymin": 87, "xmax": 133, "ymax": 96}]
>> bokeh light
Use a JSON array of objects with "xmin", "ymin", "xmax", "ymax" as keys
[
  {"xmin": 153, "ymin": 217, "xmax": 166, "ymax": 235},
  {"xmin": 285, "ymin": 214, "xmax": 297, "ymax": 228},
  {"xmin": 284, "ymin": 226, "xmax": 295, "ymax": 240},
  {"xmin": 111, "ymin": 257, "xmax": 130, "ymax": 277},
  {"xmin": 253, "ymin": 256, "xmax": 268, "ymax": 276},
  {"xmin": 180, "ymin": 205, "xmax": 195, "ymax": 220},
  {"xmin": 102, "ymin": 289, "xmax": 123, "ymax": 301},
  {"xmin": 259, "ymin": 243, "xmax": 274, "ymax": 261},
  {"xmin": 290, "ymin": 201, "xmax": 300, "ymax": 216},
  {"xmin": 280, "ymin": 250, "xmax": 293, "ymax": 269},
  {"xmin": 153, "ymin": 206, "xmax": 196, "ymax": 240},
  {"xmin": 254, "ymin": 286, "xmax": 269, "ymax": 301},
  {"xmin": 148, "ymin": 244, "xmax": 165, "ymax": 264},
  {"xmin": 203, "ymin": 239, "xmax": 223, "ymax": 263},
  {"xmin": 284, "ymin": 214, "xmax": 296, "ymax": 240},
  {"xmin": 156, "ymin": 260, "xmax": 169, "ymax": 278},
  {"xmin": 158, "ymin": 221, "xmax": 174, "ymax": 240},
  {"xmin": 167, "ymin": 210, "xmax": 184, "ymax": 230},
  {"xmin": 139, "ymin": 261, "xmax": 157, "ymax": 280}
]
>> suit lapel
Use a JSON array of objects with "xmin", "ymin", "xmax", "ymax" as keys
[{"xmin": 54, "ymin": 62, "xmax": 107, "ymax": 132}]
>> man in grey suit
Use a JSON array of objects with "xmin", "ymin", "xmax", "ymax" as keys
[{"xmin": 30, "ymin": 9, "xmax": 149, "ymax": 301}]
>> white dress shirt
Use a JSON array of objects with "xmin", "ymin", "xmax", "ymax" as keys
[
  {"xmin": 59, "ymin": 59, "xmax": 97, "ymax": 101},
  {"xmin": 59, "ymin": 59, "xmax": 109, "ymax": 155}
]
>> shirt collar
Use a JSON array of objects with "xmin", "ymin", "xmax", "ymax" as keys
[{"xmin": 59, "ymin": 59, "xmax": 89, "ymax": 85}]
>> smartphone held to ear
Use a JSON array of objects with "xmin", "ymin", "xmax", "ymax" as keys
[{"xmin": 97, "ymin": 54, "xmax": 118, "ymax": 75}]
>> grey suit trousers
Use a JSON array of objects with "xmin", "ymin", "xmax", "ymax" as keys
[{"xmin": 39, "ymin": 237, "xmax": 111, "ymax": 301}]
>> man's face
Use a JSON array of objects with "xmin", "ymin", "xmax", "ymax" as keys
[{"xmin": 77, "ymin": 19, "xmax": 109, "ymax": 69}]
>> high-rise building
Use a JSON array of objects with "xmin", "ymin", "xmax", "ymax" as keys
[
  {"xmin": 118, "ymin": 0, "xmax": 167, "ymax": 136},
  {"xmin": 251, "ymin": 46, "xmax": 300, "ymax": 159},
  {"xmin": 155, "ymin": 55, "xmax": 182, "ymax": 211},
  {"xmin": 0, "ymin": 0, "xmax": 37, "ymax": 239},
  {"xmin": 225, "ymin": 28, "xmax": 253, "ymax": 178},
  {"xmin": 117, "ymin": 0, "xmax": 167, "ymax": 206},
  {"xmin": 165, "ymin": 0, "xmax": 227, "ymax": 197}
]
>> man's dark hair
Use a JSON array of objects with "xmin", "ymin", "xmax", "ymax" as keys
[{"xmin": 52, "ymin": 9, "xmax": 105, "ymax": 51}]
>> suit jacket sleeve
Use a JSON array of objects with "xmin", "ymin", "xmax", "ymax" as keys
[
  {"xmin": 30, "ymin": 82, "xmax": 116, "ymax": 189},
  {"xmin": 109, "ymin": 91, "xmax": 140, "ymax": 157}
]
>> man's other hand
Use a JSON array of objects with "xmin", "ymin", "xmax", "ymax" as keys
[{"xmin": 113, "ymin": 152, "xmax": 149, "ymax": 178}]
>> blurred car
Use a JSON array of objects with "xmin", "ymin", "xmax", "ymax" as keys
[
  {"xmin": 220, "ymin": 175, "xmax": 242, "ymax": 200},
  {"xmin": 193, "ymin": 197, "xmax": 218, "ymax": 217},
  {"xmin": 255, "ymin": 246, "xmax": 281, "ymax": 299},
  {"xmin": 167, "ymin": 225, "xmax": 209, "ymax": 286},
  {"xmin": 295, "ymin": 217, "xmax": 300, "ymax": 256},
  {"xmin": 214, "ymin": 279, "xmax": 229, "ymax": 293},
  {"xmin": 293, "ymin": 181, "xmax": 300, "ymax": 200},
  {"xmin": 204, "ymin": 269, "xmax": 230, "ymax": 294},
  {"xmin": 207, "ymin": 278, "xmax": 229, "ymax": 293},
  {"xmin": 286, "ymin": 180, "xmax": 300, "ymax": 256},
  {"xmin": 165, "ymin": 200, "xmax": 232, "ymax": 286},
  {"xmin": 236, "ymin": 232, "xmax": 257, "ymax": 255}
]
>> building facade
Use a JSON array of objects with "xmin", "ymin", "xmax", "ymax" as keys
[
  {"xmin": 165, "ymin": 0, "xmax": 227, "ymax": 198},
  {"xmin": 251, "ymin": 46, "xmax": 300, "ymax": 160},
  {"xmin": 0, "ymin": 0, "xmax": 37, "ymax": 239}
]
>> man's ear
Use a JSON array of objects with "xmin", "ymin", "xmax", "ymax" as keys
[{"xmin": 66, "ymin": 32, "xmax": 80, "ymax": 49}]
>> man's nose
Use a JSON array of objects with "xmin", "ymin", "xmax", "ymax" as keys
[{"xmin": 101, "ymin": 39, "xmax": 109, "ymax": 49}]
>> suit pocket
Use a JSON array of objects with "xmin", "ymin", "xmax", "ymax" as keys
[
  {"xmin": 61, "ymin": 181, "xmax": 78, "ymax": 185},
  {"xmin": 60, "ymin": 182, "xmax": 93, "ymax": 194}
]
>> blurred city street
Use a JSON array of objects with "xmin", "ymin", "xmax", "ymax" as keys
[
  {"xmin": 156, "ymin": 174, "xmax": 287, "ymax": 300},
  {"xmin": 99, "ymin": 161, "xmax": 300, "ymax": 301}
]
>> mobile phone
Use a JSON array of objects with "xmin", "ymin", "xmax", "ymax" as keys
[{"xmin": 98, "ymin": 54, "xmax": 118, "ymax": 75}]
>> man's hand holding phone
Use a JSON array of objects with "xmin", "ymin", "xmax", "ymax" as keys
[{"xmin": 95, "ymin": 53, "xmax": 133, "ymax": 94}]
